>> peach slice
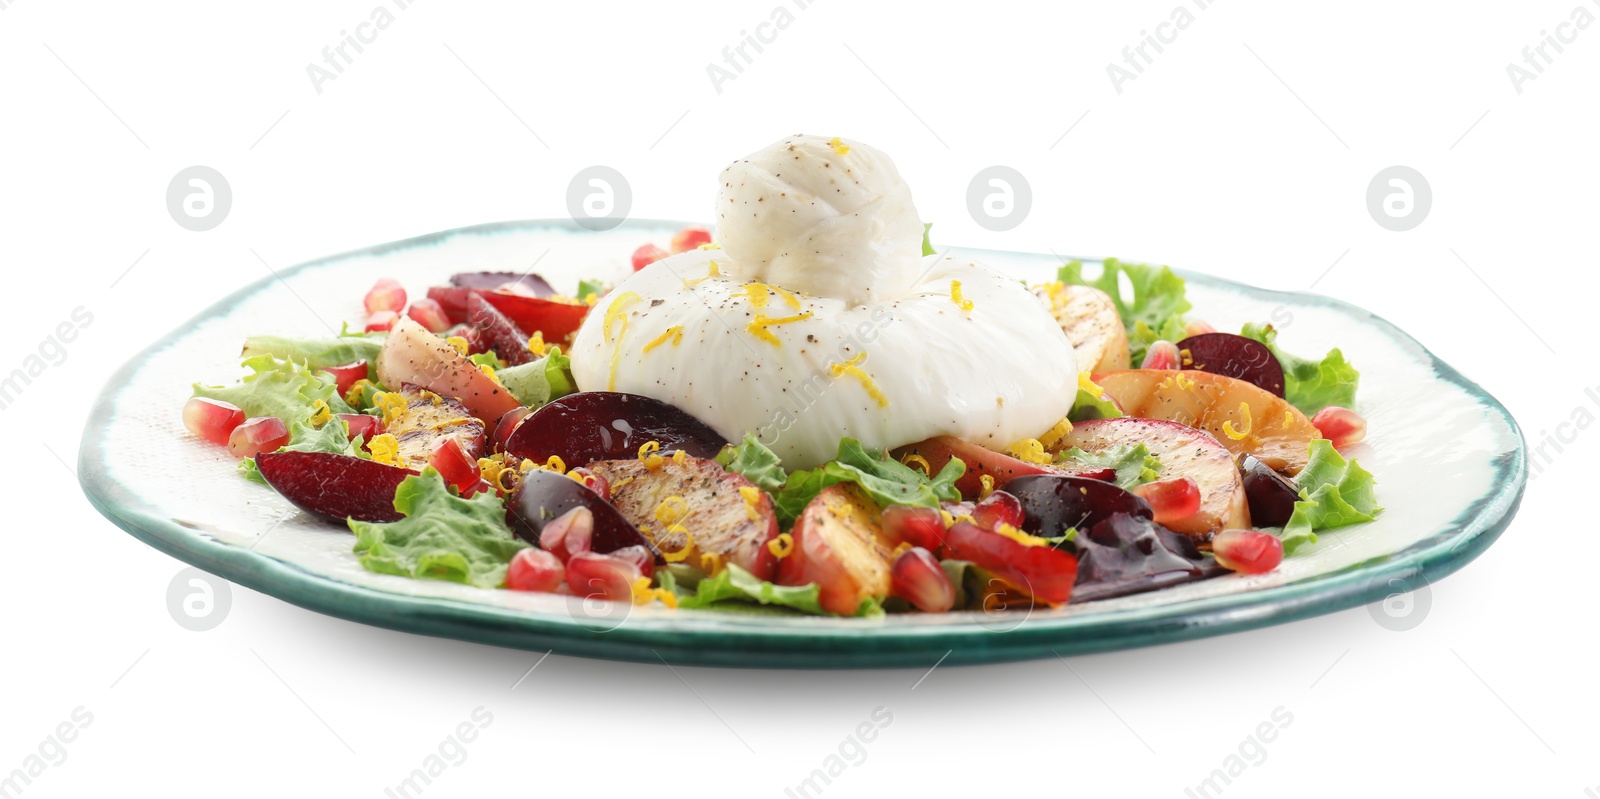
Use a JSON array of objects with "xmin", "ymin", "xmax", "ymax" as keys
[
  {"xmin": 1059, "ymin": 417, "xmax": 1249, "ymax": 536},
  {"xmin": 892, "ymin": 435, "xmax": 1112, "ymax": 500},
  {"xmin": 1093, "ymin": 370, "xmax": 1319, "ymax": 475},
  {"xmin": 778, "ymin": 484, "xmax": 895, "ymax": 615},
  {"xmin": 376, "ymin": 316, "xmax": 522, "ymax": 434}
]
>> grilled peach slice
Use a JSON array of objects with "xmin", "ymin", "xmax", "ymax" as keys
[
  {"xmin": 383, "ymin": 387, "xmax": 487, "ymax": 472},
  {"xmin": 1058, "ymin": 417, "xmax": 1249, "ymax": 536},
  {"xmin": 586, "ymin": 456, "xmax": 781, "ymax": 580},
  {"xmin": 778, "ymin": 484, "xmax": 895, "ymax": 615},
  {"xmin": 893, "ymin": 435, "xmax": 1112, "ymax": 500},
  {"xmin": 376, "ymin": 316, "xmax": 522, "ymax": 433},
  {"xmin": 1034, "ymin": 283, "xmax": 1130, "ymax": 373},
  {"xmin": 1093, "ymin": 370, "xmax": 1319, "ymax": 475}
]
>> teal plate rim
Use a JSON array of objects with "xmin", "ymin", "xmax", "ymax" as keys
[{"xmin": 78, "ymin": 219, "xmax": 1528, "ymax": 669}]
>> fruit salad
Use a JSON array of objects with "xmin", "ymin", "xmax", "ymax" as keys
[{"xmin": 182, "ymin": 134, "xmax": 1381, "ymax": 617}]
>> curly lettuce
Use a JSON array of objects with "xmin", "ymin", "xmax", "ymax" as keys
[
  {"xmin": 1058, "ymin": 258, "xmax": 1191, "ymax": 364},
  {"xmin": 239, "ymin": 335, "xmax": 382, "ymax": 374},
  {"xmin": 193, "ymin": 355, "xmax": 354, "ymax": 426},
  {"xmin": 1240, "ymin": 323, "xmax": 1360, "ymax": 416},
  {"xmin": 772, "ymin": 438, "xmax": 964, "ymax": 524},
  {"xmin": 495, "ymin": 346, "xmax": 576, "ymax": 408},
  {"xmin": 715, "ymin": 434, "xmax": 787, "ymax": 493},
  {"xmin": 1056, "ymin": 443, "xmax": 1162, "ymax": 490},
  {"xmin": 348, "ymin": 470, "xmax": 529, "ymax": 588},
  {"xmin": 1279, "ymin": 440, "xmax": 1382, "ymax": 554}
]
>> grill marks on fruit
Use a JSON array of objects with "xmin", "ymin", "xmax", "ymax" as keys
[{"xmin": 384, "ymin": 388, "xmax": 486, "ymax": 470}]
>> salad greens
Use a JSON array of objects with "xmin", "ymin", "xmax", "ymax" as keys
[
  {"xmin": 193, "ymin": 355, "xmax": 353, "ymax": 426},
  {"xmin": 496, "ymin": 347, "xmax": 576, "ymax": 408},
  {"xmin": 1056, "ymin": 443, "xmax": 1162, "ymax": 490},
  {"xmin": 239, "ymin": 335, "xmax": 382, "ymax": 374},
  {"xmin": 715, "ymin": 434, "xmax": 787, "ymax": 493},
  {"xmin": 1240, "ymin": 323, "xmax": 1360, "ymax": 416},
  {"xmin": 664, "ymin": 564, "xmax": 882, "ymax": 617},
  {"xmin": 772, "ymin": 438, "xmax": 964, "ymax": 525},
  {"xmin": 349, "ymin": 470, "xmax": 529, "ymax": 588},
  {"xmin": 1279, "ymin": 440, "xmax": 1382, "ymax": 554}
]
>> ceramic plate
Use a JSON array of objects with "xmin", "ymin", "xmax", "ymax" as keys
[{"xmin": 78, "ymin": 220, "xmax": 1526, "ymax": 668}]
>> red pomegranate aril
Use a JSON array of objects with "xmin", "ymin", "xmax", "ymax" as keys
[
  {"xmin": 881, "ymin": 504, "xmax": 948, "ymax": 552},
  {"xmin": 506, "ymin": 548, "xmax": 565, "ymax": 593},
  {"xmin": 406, "ymin": 298, "xmax": 452, "ymax": 333},
  {"xmin": 428, "ymin": 437, "xmax": 479, "ymax": 494},
  {"xmin": 338, "ymin": 413, "xmax": 383, "ymax": 443},
  {"xmin": 1312, "ymin": 406, "xmax": 1367, "ymax": 449},
  {"xmin": 1132, "ymin": 477, "xmax": 1203, "ymax": 527},
  {"xmin": 609, "ymin": 544, "xmax": 656, "ymax": 579},
  {"xmin": 322, "ymin": 361, "xmax": 368, "ymax": 398},
  {"xmin": 670, "ymin": 227, "xmax": 713, "ymax": 254},
  {"xmin": 1184, "ymin": 319, "xmax": 1217, "ymax": 338},
  {"xmin": 891, "ymin": 547, "xmax": 955, "ymax": 613},
  {"xmin": 364, "ymin": 278, "xmax": 407, "ymax": 314},
  {"xmin": 183, "ymin": 397, "xmax": 245, "ymax": 446},
  {"xmin": 972, "ymin": 490, "xmax": 1025, "ymax": 531},
  {"xmin": 565, "ymin": 551, "xmax": 640, "ymax": 601},
  {"xmin": 1141, "ymin": 340, "xmax": 1181, "ymax": 370},
  {"xmin": 491, "ymin": 406, "xmax": 532, "ymax": 453},
  {"xmin": 227, "ymin": 416, "xmax": 290, "ymax": 459},
  {"xmin": 365, "ymin": 310, "xmax": 399, "ymax": 333},
  {"xmin": 1212, "ymin": 529, "xmax": 1284, "ymax": 574},
  {"xmin": 631, "ymin": 243, "xmax": 669, "ymax": 271},
  {"xmin": 566, "ymin": 467, "xmax": 611, "ymax": 501},
  {"xmin": 540, "ymin": 505, "xmax": 595, "ymax": 563}
]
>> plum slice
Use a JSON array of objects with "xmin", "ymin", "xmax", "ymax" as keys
[
  {"xmin": 1239, "ymin": 454, "xmax": 1300, "ymax": 527},
  {"xmin": 466, "ymin": 293, "xmax": 535, "ymax": 367},
  {"xmin": 1069, "ymin": 513, "xmax": 1228, "ymax": 604},
  {"xmin": 376, "ymin": 316, "xmax": 522, "ymax": 435},
  {"xmin": 1006, "ymin": 474, "xmax": 1152, "ymax": 539},
  {"xmin": 892, "ymin": 435, "xmax": 1112, "ymax": 500},
  {"xmin": 1058, "ymin": 417, "xmax": 1250, "ymax": 536},
  {"xmin": 427, "ymin": 287, "xmax": 590, "ymax": 343},
  {"xmin": 1176, "ymin": 333, "xmax": 1286, "ymax": 397},
  {"xmin": 505, "ymin": 469, "xmax": 659, "ymax": 558},
  {"xmin": 256, "ymin": 451, "xmax": 415, "ymax": 523},
  {"xmin": 503, "ymin": 391, "xmax": 727, "ymax": 468},
  {"xmin": 449, "ymin": 272, "xmax": 557, "ymax": 296}
]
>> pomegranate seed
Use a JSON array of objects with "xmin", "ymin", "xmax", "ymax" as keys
[
  {"xmin": 338, "ymin": 413, "xmax": 383, "ymax": 443},
  {"xmin": 506, "ymin": 548, "xmax": 565, "ymax": 593},
  {"xmin": 670, "ymin": 227, "xmax": 713, "ymax": 254},
  {"xmin": 227, "ymin": 416, "xmax": 290, "ymax": 459},
  {"xmin": 1184, "ymin": 319, "xmax": 1217, "ymax": 337},
  {"xmin": 1312, "ymin": 406, "xmax": 1367, "ymax": 449},
  {"xmin": 565, "ymin": 551, "xmax": 640, "ymax": 601},
  {"xmin": 972, "ymin": 490, "xmax": 1024, "ymax": 531},
  {"xmin": 182, "ymin": 397, "xmax": 245, "ymax": 446},
  {"xmin": 322, "ymin": 361, "xmax": 368, "ymax": 398},
  {"xmin": 1141, "ymin": 340, "xmax": 1181, "ymax": 370},
  {"xmin": 1132, "ymin": 477, "xmax": 1202, "ymax": 527},
  {"xmin": 406, "ymin": 298, "xmax": 452, "ymax": 333},
  {"xmin": 428, "ymin": 437, "xmax": 479, "ymax": 494},
  {"xmin": 365, "ymin": 310, "xmax": 399, "ymax": 333},
  {"xmin": 609, "ymin": 544, "xmax": 656, "ymax": 579},
  {"xmin": 1212, "ymin": 529, "xmax": 1284, "ymax": 574},
  {"xmin": 891, "ymin": 547, "xmax": 955, "ymax": 613},
  {"xmin": 631, "ymin": 243, "xmax": 669, "ymax": 272},
  {"xmin": 540, "ymin": 506, "xmax": 595, "ymax": 563},
  {"xmin": 365, "ymin": 278, "xmax": 407, "ymax": 314},
  {"xmin": 492, "ymin": 406, "xmax": 532, "ymax": 453},
  {"xmin": 567, "ymin": 467, "xmax": 611, "ymax": 501},
  {"xmin": 881, "ymin": 505, "xmax": 947, "ymax": 551}
]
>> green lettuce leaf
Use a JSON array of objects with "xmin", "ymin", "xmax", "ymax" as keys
[
  {"xmin": 469, "ymin": 351, "xmax": 506, "ymax": 372},
  {"xmin": 1240, "ymin": 323, "xmax": 1360, "ymax": 416},
  {"xmin": 669, "ymin": 564, "xmax": 883, "ymax": 617},
  {"xmin": 239, "ymin": 335, "xmax": 382, "ymax": 374},
  {"xmin": 240, "ymin": 416, "xmax": 372, "ymax": 484},
  {"xmin": 1279, "ymin": 440, "xmax": 1382, "ymax": 555},
  {"xmin": 193, "ymin": 355, "xmax": 354, "ymax": 426},
  {"xmin": 577, "ymin": 277, "xmax": 609, "ymax": 300},
  {"xmin": 921, "ymin": 223, "xmax": 936, "ymax": 256},
  {"xmin": 1058, "ymin": 258, "xmax": 1191, "ymax": 363},
  {"xmin": 495, "ymin": 346, "xmax": 576, "ymax": 408},
  {"xmin": 1056, "ymin": 443, "xmax": 1162, "ymax": 490},
  {"xmin": 348, "ymin": 470, "xmax": 529, "ymax": 588},
  {"xmin": 1069, "ymin": 386, "xmax": 1124, "ymax": 422},
  {"xmin": 715, "ymin": 434, "xmax": 787, "ymax": 493},
  {"xmin": 773, "ymin": 439, "xmax": 964, "ymax": 524}
]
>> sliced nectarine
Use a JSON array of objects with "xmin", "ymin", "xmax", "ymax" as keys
[
  {"xmin": 778, "ymin": 484, "xmax": 894, "ymax": 615},
  {"xmin": 383, "ymin": 387, "xmax": 487, "ymax": 471},
  {"xmin": 376, "ymin": 316, "xmax": 522, "ymax": 434},
  {"xmin": 1093, "ymin": 370, "xmax": 1318, "ymax": 475},
  {"xmin": 1059, "ymin": 417, "xmax": 1249, "ymax": 536}
]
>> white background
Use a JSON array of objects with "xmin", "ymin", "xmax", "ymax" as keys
[{"xmin": 2, "ymin": 1, "xmax": 1596, "ymax": 796}]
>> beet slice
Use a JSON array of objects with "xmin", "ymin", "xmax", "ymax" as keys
[
  {"xmin": 506, "ymin": 469, "xmax": 659, "ymax": 559},
  {"xmin": 503, "ymin": 392, "xmax": 728, "ymax": 467},
  {"xmin": 1006, "ymin": 474, "xmax": 1153, "ymax": 538},
  {"xmin": 466, "ymin": 293, "xmax": 535, "ymax": 366},
  {"xmin": 256, "ymin": 451, "xmax": 415, "ymax": 523},
  {"xmin": 450, "ymin": 272, "xmax": 556, "ymax": 296},
  {"xmin": 1177, "ymin": 333, "xmax": 1286, "ymax": 397}
]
